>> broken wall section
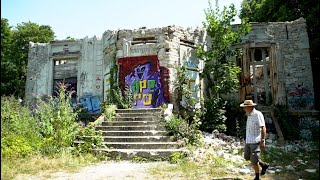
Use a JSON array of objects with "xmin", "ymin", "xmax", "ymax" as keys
[
  {"xmin": 104, "ymin": 26, "xmax": 205, "ymax": 109},
  {"xmin": 266, "ymin": 18, "xmax": 315, "ymax": 111},
  {"xmin": 239, "ymin": 18, "xmax": 315, "ymax": 111},
  {"xmin": 25, "ymin": 42, "xmax": 50, "ymax": 103}
]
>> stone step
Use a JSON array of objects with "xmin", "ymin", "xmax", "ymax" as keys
[
  {"xmin": 116, "ymin": 108, "xmax": 162, "ymax": 114},
  {"xmin": 112, "ymin": 117, "xmax": 160, "ymax": 121},
  {"xmin": 96, "ymin": 125, "xmax": 165, "ymax": 131},
  {"xmin": 102, "ymin": 136, "xmax": 172, "ymax": 142},
  {"xmin": 101, "ymin": 130, "xmax": 167, "ymax": 136},
  {"xmin": 102, "ymin": 121, "xmax": 159, "ymax": 126},
  {"xmin": 93, "ymin": 148, "xmax": 188, "ymax": 160},
  {"xmin": 116, "ymin": 113, "xmax": 161, "ymax": 118},
  {"xmin": 104, "ymin": 142, "xmax": 180, "ymax": 149}
]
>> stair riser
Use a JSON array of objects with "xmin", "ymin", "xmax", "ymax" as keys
[
  {"xmin": 103, "ymin": 137, "xmax": 172, "ymax": 142},
  {"xmin": 112, "ymin": 117, "xmax": 160, "ymax": 121},
  {"xmin": 116, "ymin": 108, "xmax": 162, "ymax": 114},
  {"xmin": 93, "ymin": 150, "xmax": 177, "ymax": 160},
  {"xmin": 102, "ymin": 121, "xmax": 159, "ymax": 126},
  {"xmin": 96, "ymin": 126, "xmax": 165, "ymax": 131},
  {"xmin": 102, "ymin": 131, "xmax": 167, "ymax": 136},
  {"xmin": 116, "ymin": 113, "xmax": 162, "ymax": 118},
  {"xmin": 105, "ymin": 143, "xmax": 179, "ymax": 149}
]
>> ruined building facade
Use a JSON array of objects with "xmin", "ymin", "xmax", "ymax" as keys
[{"xmin": 26, "ymin": 18, "xmax": 315, "ymax": 112}]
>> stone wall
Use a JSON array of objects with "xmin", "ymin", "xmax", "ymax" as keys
[{"xmin": 266, "ymin": 18, "xmax": 314, "ymax": 110}]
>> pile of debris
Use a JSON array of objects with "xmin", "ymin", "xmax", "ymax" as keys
[{"xmin": 189, "ymin": 131, "xmax": 318, "ymax": 175}]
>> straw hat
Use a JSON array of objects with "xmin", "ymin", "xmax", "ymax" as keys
[{"xmin": 240, "ymin": 100, "xmax": 257, "ymax": 107}]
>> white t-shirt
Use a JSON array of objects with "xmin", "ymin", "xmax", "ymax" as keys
[{"xmin": 245, "ymin": 108, "xmax": 265, "ymax": 144}]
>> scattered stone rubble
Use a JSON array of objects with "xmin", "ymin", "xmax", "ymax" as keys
[{"xmin": 189, "ymin": 131, "xmax": 319, "ymax": 175}]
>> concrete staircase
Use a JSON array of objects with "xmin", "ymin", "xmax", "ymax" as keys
[{"xmin": 94, "ymin": 108, "xmax": 186, "ymax": 160}]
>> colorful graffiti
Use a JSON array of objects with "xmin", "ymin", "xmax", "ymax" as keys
[{"xmin": 118, "ymin": 56, "xmax": 169, "ymax": 108}]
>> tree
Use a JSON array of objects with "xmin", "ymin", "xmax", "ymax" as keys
[
  {"xmin": 1, "ymin": 20, "xmax": 55, "ymax": 98},
  {"xmin": 198, "ymin": 0, "xmax": 250, "ymax": 98},
  {"xmin": 197, "ymin": 0, "xmax": 250, "ymax": 132},
  {"xmin": 240, "ymin": 0, "xmax": 320, "ymax": 109},
  {"xmin": 1, "ymin": 18, "xmax": 15, "ymax": 96}
]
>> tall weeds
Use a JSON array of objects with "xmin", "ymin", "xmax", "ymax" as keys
[
  {"xmin": 35, "ymin": 82, "xmax": 80, "ymax": 154},
  {"xmin": 1, "ymin": 96, "xmax": 42, "ymax": 158}
]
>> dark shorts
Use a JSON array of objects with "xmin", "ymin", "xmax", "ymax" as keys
[{"xmin": 244, "ymin": 143, "xmax": 261, "ymax": 164}]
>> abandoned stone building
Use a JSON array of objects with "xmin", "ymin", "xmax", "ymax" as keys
[{"xmin": 26, "ymin": 17, "xmax": 316, "ymax": 112}]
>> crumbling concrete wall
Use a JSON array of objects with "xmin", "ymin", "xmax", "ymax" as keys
[
  {"xmin": 267, "ymin": 18, "xmax": 314, "ymax": 110},
  {"xmin": 25, "ymin": 26, "xmax": 205, "ymax": 109},
  {"xmin": 26, "ymin": 18, "xmax": 314, "ymax": 111},
  {"xmin": 25, "ymin": 42, "xmax": 50, "ymax": 103},
  {"xmin": 239, "ymin": 18, "xmax": 315, "ymax": 110},
  {"xmin": 78, "ymin": 36, "xmax": 103, "ymax": 99},
  {"xmin": 108, "ymin": 26, "xmax": 205, "ymax": 109}
]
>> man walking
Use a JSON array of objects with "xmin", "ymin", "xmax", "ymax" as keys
[{"xmin": 240, "ymin": 100, "xmax": 269, "ymax": 180}]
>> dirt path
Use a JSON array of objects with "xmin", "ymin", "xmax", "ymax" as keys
[
  {"xmin": 16, "ymin": 161, "xmax": 172, "ymax": 180},
  {"xmin": 15, "ymin": 160, "xmax": 308, "ymax": 180}
]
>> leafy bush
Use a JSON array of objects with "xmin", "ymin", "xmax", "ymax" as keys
[
  {"xmin": 225, "ymin": 100, "xmax": 246, "ymax": 138},
  {"xmin": 75, "ymin": 123, "xmax": 105, "ymax": 154},
  {"xmin": 35, "ymin": 83, "xmax": 80, "ymax": 154},
  {"xmin": 101, "ymin": 103, "xmax": 117, "ymax": 121},
  {"xmin": 168, "ymin": 65, "xmax": 204, "ymax": 146},
  {"xmin": 1, "ymin": 136, "xmax": 33, "ymax": 158},
  {"xmin": 169, "ymin": 151, "xmax": 188, "ymax": 164},
  {"xmin": 109, "ymin": 86, "xmax": 132, "ymax": 109},
  {"xmin": 1, "ymin": 96, "xmax": 42, "ymax": 157},
  {"xmin": 165, "ymin": 115, "xmax": 188, "ymax": 140},
  {"xmin": 201, "ymin": 97, "xmax": 227, "ymax": 133},
  {"xmin": 164, "ymin": 114, "xmax": 203, "ymax": 146}
]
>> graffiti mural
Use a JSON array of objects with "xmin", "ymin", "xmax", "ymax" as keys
[
  {"xmin": 287, "ymin": 84, "xmax": 315, "ymax": 110},
  {"xmin": 118, "ymin": 56, "xmax": 169, "ymax": 108}
]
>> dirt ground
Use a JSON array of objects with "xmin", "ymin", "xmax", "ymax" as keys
[
  {"xmin": 15, "ymin": 161, "xmax": 169, "ymax": 180},
  {"xmin": 15, "ymin": 161, "xmax": 306, "ymax": 180}
]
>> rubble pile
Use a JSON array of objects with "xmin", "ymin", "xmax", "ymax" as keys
[{"xmin": 189, "ymin": 131, "xmax": 319, "ymax": 175}]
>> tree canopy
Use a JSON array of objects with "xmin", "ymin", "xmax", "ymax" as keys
[
  {"xmin": 197, "ymin": 0, "xmax": 250, "ymax": 98},
  {"xmin": 197, "ymin": 0, "xmax": 251, "ymax": 133},
  {"xmin": 1, "ymin": 19, "xmax": 55, "ymax": 98}
]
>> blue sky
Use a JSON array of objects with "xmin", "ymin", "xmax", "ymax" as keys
[{"xmin": 1, "ymin": 0, "xmax": 242, "ymax": 40}]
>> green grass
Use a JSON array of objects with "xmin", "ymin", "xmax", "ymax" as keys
[{"xmin": 149, "ymin": 156, "xmax": 241, "ymax": 180}]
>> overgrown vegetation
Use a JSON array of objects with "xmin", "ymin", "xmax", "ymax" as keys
[
  {"xmin": 109, "ymin": 86, "xmax": 133, "ymax": 109},
  {"xmin": 1, "ymin": 83, "xmax": 105, "ymax": 179},
  {"xmin": 101, "ymin": 103, "xmax": 117, "ymax": 121},
  {"xmin": 225, "ymin": 99, "xmax": 247, "ymax": 138},
  {"xmin": 34, "ymin": 83, "xmax": 80, "ymax": 154},
  {"xmin": 107, "ymin": 59, "xmax": 133, "ymax": 109},
  {"xmin": 164, "ymin": 65, "xmax": 203, "ymax": 146},
  {"xmin": 196, "ymin": 0, "xmax": 250, "ymax": 134},
  {"xmin": 75, "ymin": 124, "xmax": 105, "ymax": 154},
  {"xmin": 1, "ymin": 96, "xmax": 42, "ymax": 158}
]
